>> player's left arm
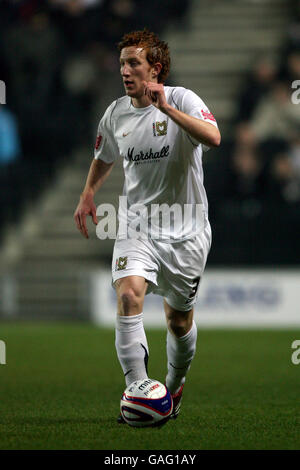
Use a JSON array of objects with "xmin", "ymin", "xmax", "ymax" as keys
[{"xmin": 143, "ymin": 82, "xmax": 221, "ymax": 147}]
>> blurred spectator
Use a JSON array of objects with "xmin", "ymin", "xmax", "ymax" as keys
[
  {"xmin": 129, "ymin": 0, "xmax": 191, "ymax": 33},
  {"xmin": 250, "ymin": 81, "xmax": 300, "ymax": 142},
  {"xmin": 278, "ymin": 49, "xmax": 300, "ymax": 83},
  {"xmin": 267, "ymin": 150, "xmax": 300, "ymax": 204},
  {"xmin": 2, "ymin": 6, "xmax": 90, "ymax": 159},
  {"xmin": 49, "ymin": 0, "xmax": 104, "ymax": 15},
  {"xmin": 0, "ymin": 105, "xmax": 21, "ymax": 165},
  {"xmin": 235, "ymin": 56, "xmax": 277, "ymax": 123},
  {"xmin": 98, "ymin": 0, "xmax": 137, "ymax": 47},
  {"xmin": 2, "ymin": 7, "xmax": 65, "ymax": 113},
  {"xmin": 234, "ymin": 122, "xmax": 257, "ymax": 150},
  {"xmin": 228, "ymin": 146, "xmax": 265, "ymax": 202},
  {"xmin": 164, "ymin": 0, "xmax": 191, "ymax": 24},
  {"xmin": 287, "ymin": 0, "xmax": 300, "ymax": 50},
  {"xmin": 48, "ymin": 0, "xmax": 105, "ymax": 49}
]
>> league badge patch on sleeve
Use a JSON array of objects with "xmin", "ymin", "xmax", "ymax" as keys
[
  {"xmin": 95, "ymin": 134, "xmax": 103, "ymax": 150},
  {"xmin": 201, "ymin": 109, "xmax": 216, "ymax": 122}
]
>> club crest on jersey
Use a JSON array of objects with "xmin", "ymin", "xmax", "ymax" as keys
[
  {"xmin": 153, "ymin": 120, "xmax": 168, "ymax": 137},
  {"xmin": 116, "ymin": 256, "xmax": 128, "ymax": 271}
]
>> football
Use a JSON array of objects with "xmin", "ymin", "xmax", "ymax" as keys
[{"xmin": 120, "ymin": 378, "xmax": 173, "ymax": 427}]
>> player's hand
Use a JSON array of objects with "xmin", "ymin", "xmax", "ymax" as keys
[
  {"xmin": 143, "ymin": 81, "xmax": 169, "ymax": 113},
  {"xmin": 74, "ymin": 191, "xmax": 98, "ymax": 239}
]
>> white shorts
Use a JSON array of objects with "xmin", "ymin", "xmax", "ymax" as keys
[{"xmin": 112, "ymin": 223, "xmax": 212, "ymax": 311}]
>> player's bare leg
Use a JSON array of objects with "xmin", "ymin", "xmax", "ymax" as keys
[{"xmin": 164, "ymin": 300, "xmax": 197, "ymax": 418}]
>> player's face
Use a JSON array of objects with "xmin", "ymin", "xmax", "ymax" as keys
[{"xmin": 120, "ymin": 46, "xmax": 154, "ymax": 98}]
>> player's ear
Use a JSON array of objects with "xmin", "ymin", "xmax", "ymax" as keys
[{"xmin": 152, "ymin": 63, "xmax": 162, "ymax": 80}]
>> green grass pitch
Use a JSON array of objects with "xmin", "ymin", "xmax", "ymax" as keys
[{"xmin": 0, "ymin": 323, "xmax": 299, "ymax": 450}]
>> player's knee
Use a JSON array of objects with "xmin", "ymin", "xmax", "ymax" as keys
[
  {"xmin": 118, "ymin": 287, "xmax": 143, "ymax": 315},
  {"xmin": 120, "ymin": 289, "xmax": 138, "ymax": 312},
  {"xmin": 165, "ymin": 304, "xmax": 194, "ymax": 337},
  {"xmin": 167, "ymin": 316, "xmax": 191, "ymax": 338},
  {"xmin": 116, "ymin": 277, "xmax": 147, "ymax": 315}
]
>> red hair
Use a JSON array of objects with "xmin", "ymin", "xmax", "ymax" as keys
[{"xmin": 118, "ymin": 29, "xmax": 171, "ymax": 83}]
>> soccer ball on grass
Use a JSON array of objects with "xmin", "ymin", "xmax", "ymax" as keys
[{"xmin": 120, "ymin": 378, "xmax": 173, "ymax": 427}]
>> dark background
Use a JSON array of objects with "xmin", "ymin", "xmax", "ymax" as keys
[{"xmin": 1, "ymin": 0, "xmax": 300, "ymax": 268}]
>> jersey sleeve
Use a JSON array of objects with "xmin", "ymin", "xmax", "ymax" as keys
[
  {"xmin": 94, "ymin": 101, "xmax": 120, "ymax": 163},
  {"xmin": 171, "ymin": 87, "xmax": 218, "ymax": 150}
]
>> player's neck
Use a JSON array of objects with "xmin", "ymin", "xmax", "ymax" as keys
[{"xmin": 131, "ymin": 95, "xmax": 152, "ymax": 109}]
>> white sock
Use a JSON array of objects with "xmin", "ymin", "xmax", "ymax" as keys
[
  {"xmin": 165, "ymin": 320, "xmax": 197, "ymax": 394},
  {"xmin": 115, "ymin": 312, "xmax": 149, "ymax": 387}
]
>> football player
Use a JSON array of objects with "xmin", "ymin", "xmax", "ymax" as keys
[{"xmin": 74, "ymin": 29, "xmax": 221, "ymax": 422}]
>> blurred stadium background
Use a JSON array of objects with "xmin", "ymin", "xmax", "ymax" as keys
[
  {"xmin": 0, "ymin": 0, "xmax": 300, "ymax": 323},
  {"xmin": 0, "ymin": 0, "xmax": 300, "ymax": 327},
  {"xmin": 1, "ymin": 0, "xmax": 300, "ymax": 451}
]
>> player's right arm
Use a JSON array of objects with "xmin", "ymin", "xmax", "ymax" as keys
[
  {"xmin": 74, "ymin": 100, "xmax": 119, "ymax": 239},
  {"xmin": 74, "ymin": 158, "xmax": 114, "ymax": 239}
]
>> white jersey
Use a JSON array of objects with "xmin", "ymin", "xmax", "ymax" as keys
[{"xmin": 94, "ymin": 86, "xmax": 218, "ymax": 242}]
